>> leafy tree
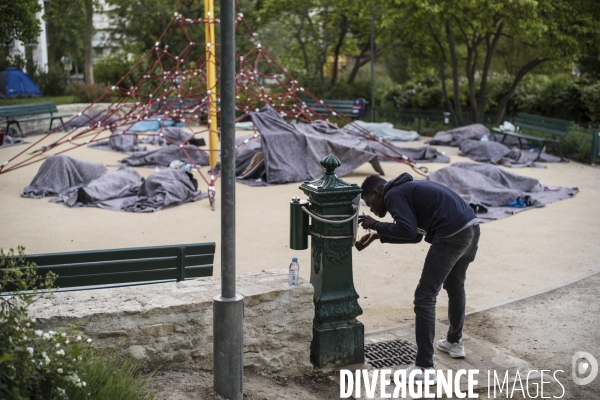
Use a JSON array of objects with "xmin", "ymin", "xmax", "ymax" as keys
[
  {"xmin": 256, "ymin": 0, "xmax": 383, "ymax": 89},
  {"xmin": 383, "ymin": 0, "xmax": 600, "ymax": 125},
  {"xmin": 106, "ymin": 0, "xmax": 203, "ymax": 54},
  {"xmin": 0, "ymin": 0, "xmax": 42, "ymax": 60},
  {"xmin": 44, "ymin": 0, "xmax": 86, "ymax": 72}
]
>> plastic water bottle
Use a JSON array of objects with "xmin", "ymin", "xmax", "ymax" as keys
[{"xmin": 289, "ymin": 258, "xmax": 299, "ymax": 286}]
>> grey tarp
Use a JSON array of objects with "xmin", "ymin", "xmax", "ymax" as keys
[
  {"xmin": 0, "ymin": 135, "xmax": 24, "ymax": 149},
  {"xmin": 139, "ymin": 127, "xmax": 195, "ymax": 146},
  {"xmin": 365, "ymin": 140, "xmax": 450, "ymax": 163},
  {"xmin": 120, "ymin": 145, "xmax": 209, "ymax": 167},
  {"xmin": 236, "ymin": 106, "xmax": 449, "ymax": 185},
  {"xmin": 344, "ymin": 120, "xmax": 420, "ymax": 141},
  {"xmin": 426, "ymin": 124, "xmax": 490, "ymax": 146},
  {"xmin": 24, "ymin": 156, "xmax": 207, "ymax": 212},
  {"xmin": 236, "ymin": 135, "xmax": 262, "ymax": 176},
  {"xmin": 74, "ymin": 167, "xmax": 144, "ymax": 210},
  {"xmin": 122, "ymin": 169, "xmax": 207, "ymax": 213},
  {"xmin": 88, "ymin": 131, "xmax": 146, "ymax": 153},
  {"xmin": 245, "ymin": 106, "xmax": 375, "ymax": 184},
  {"xmin": 427, "ymin": 124, "xmax": 524, "ymax": 147},
  {"xmin": 22, "ymin": 155, "xmax": 107, "ymax": 198},
  {"xmin": 62, "ymin": 113, "xmax": 116, "ymax": 130},
  {"xmin": 426, "ymin": 162, "xmax": 577, "ymax": 222},
  {"xmin": 458, "ymin": 140, "xmax": 562, "ymax": 167}
]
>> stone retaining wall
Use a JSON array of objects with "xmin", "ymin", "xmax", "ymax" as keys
[{"xmin": 28, "ymin": 269, "xmax": 315, "ymax": 376}]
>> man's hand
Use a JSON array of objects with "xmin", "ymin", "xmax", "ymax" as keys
[
  {"xmin": 355, "ymin": 233, "xmax": 381, "ymax": 251},
  {"xmin": 358, "ymin": 214, "xmax": 379, "ymax": 230}
]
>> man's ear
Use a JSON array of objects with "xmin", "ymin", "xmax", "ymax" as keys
[{"xmin": 373, "ymin": 188, "xmax": 382, "ymax": 198}]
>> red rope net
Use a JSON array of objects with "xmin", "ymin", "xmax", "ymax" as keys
[{"xmin": 0, "ymin": 1, "xmax": 425, "ymax": 204}]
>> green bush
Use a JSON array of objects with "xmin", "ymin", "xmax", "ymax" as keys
[
  {"xmin": 34, "ymin": 67, "xmax": 70, "ymax": 97},
  {"xmin": 581, "ymin": 82, "xmax": 600, "ymax": 122},
  {"xmin": 0, "ymin": 52, "xmax": 27, "ymax": 71},
  {"xmin": 297, "ymin": 74, "xmax": 372, "ymax": 101},
  {"xmin": 93, "ymin": 55, "xmax": 139, "ymax": 89},
  {"xmin": 383, "ymin": 72, "xmax": 597, "ymax": 124},
  {"xmin": 68, "ymin": 353, "xmax": 155, "ymax": 400},
  {"xmin": 0, "ymin": 247, "xmax": 92, "ymax": 399},
  {"xmin": 69, "ymin": 83, "xmax": 112, "ymax": 103},
  {"xmin": 384, "ymin": 72, "xmax": 446, "ymax": 111},
  {"xmin": 559, "ymin": 126, "xmax": 595, "ymax": 163},
  {"xmin": 0, "ymin": 247, "xmax": 155, "ymax": 400}
]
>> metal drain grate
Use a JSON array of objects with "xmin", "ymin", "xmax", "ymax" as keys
[{"xmin": 364, "ymin": 339, "xmax": 417, "ymax": 369}]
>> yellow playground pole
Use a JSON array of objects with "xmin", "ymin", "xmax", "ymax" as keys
[{"xmin": 205, "ymin": 0, "xmax": 218, "ymax": 168}]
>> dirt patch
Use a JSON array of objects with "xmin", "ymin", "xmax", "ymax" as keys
[
  {"xmin": 146, "ymin": 369, "xmax": 342, "ymax": 400},
  {"xmin": 463, "ymin": 271, "xmax": 600, "ymax": 399}
]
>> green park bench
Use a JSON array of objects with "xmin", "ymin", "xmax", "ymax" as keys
[
  {"xmin": 492, "ymin": 112, "xmax": 572, "ymax": 161},
  {"xmin": 301, "ymin": 98, "xmax": 367, "ymax": 119},
  {"xmin": 4, "ymin": 243, "xmax": 215, "ymax": 292},
  {"xmin": 0, "ymin": 102, "xmax": 73, "ymax": 137}
]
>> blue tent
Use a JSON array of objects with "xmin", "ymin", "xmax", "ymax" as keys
[{"xmin": 0, "ymin": 68, "xmax": 42, "ymax": 99}]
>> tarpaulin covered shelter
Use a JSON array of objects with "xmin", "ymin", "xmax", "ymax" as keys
[{"xmin": 0, "ymin": 68, "xmax": 42, "ymax": 99}]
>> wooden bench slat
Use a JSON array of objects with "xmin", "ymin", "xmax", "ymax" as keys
[
  {"xmin": 492, "ymin": 129, "xmax": 560, "ymax": 143},
  {"xmin": 33, "ymin": 253, "xmax": 215, "ymax": 278},
  {"xmin": 517, "ymin": 113, "xmax": 573, "ymax": 126},
  {"xmin": 493, "ymin": 113, "xmax": 572, "ymax": 161},
  {"xmin": 54, "ymin": 268, "xmax": 178, "ymax": 288},
  {"xmin": 34, "ymin": 257, "xmax": 176, "ymax": 277},
  {"xmin": 300, "ymin": 98, "xmax": 367, "ymax": 118},
  {"xmin": 184, "ymin": 253, "xmax": 215, "ymax": 266},
  {"xmin": 0, "ymin": 102, "xmax": 58, "ymax": 116},
  {"xmin": 184, "ymin": 265, "xmax": 214, "ymax": 278},
  {"xmin": 183, "ymin": 243, "xmax": 216, "ymax": 256},
  {"xmin": 511, "ymin": 123, "xmax": 568, "ymax": 138},
  {"xmin": 0, "ymin": 101, "xmax": 67, "ymax": 137},
  {"xmin": 4, "ymin": 243, "xmax": 215, "ymax": 291},
  {"xmin": 24, "ymin": 243, "xmax": 215, "ymax": 266}
]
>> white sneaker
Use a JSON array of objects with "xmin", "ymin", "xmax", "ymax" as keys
[
  {"xmin": 405, "ymin": 364, "xmax": 437, "ymax": 384},
  {"xmin": 436, "ymin": 339, "xmax": 465, "ymax": 358}
]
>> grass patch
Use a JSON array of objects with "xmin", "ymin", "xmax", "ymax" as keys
[
  {"xmin": 65, "ymin": 353, "xmax": 156, "ymax": 400},
  {"xmin": 0, "ymin": 96, "xmax": 78, "ymax": 106}
]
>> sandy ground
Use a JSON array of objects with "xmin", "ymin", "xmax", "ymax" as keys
[
  {"xmin": 2, "ymin": 127, "xmax": 599, "ymax": 399},
  {"xmin": 463, "ymin": 271, "xmax": 600, "ymax": 399},
  {"xmin": 1, "ymin": 128, "xmax": 598, "ymax": 334}
]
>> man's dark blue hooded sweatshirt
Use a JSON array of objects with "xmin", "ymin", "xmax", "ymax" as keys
[{"xmin": 375, "ymin": 173, "xmax": 477, "ymax": 244}]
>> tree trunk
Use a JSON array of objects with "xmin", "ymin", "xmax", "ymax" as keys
[
  {"xmin": 294, "ymin": 14, "xmax": 309, "ymax": 74},
  {"xmin": 476, "ymin": 22, "xmax": 504, "ymax": 123},
  {"xmin": 295, "ymin": 31, "xmax": 309, "ymax": 74},
  {"xmin": 347, "ymin": 42, "xmax": 370, "ymax": 84},
  {"xmin": 494, "ymin": 58, "xmax": 548, "ymax": 125},
  {"xmin": 445, "ymin": 20, "xmax": 463, "ymax": 125},
  {"xmin": 84, "ymin": 0, "xmax": 94, "ymax": 84},
  {"xmin": 431, "ymin": 29, "xmax": 456, "ymax": 124},
  {"xmin": 330, "ymin": 15, "xmax": 349, "ymax": 87},
  {"xmin": 465, "ymin": 45, "xmax": 478, "ymax": 120}
]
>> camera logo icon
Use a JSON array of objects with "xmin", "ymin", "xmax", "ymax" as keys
[{"xmin": 572, "ymin": 351, "xmax": 598, "ymax": 386}]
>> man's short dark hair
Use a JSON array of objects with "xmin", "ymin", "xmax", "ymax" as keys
[{"xmin": 361, "ymin": 175, "xmax": 387, "ymax": 198}]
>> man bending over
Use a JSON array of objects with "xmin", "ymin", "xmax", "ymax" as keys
[{"xmin": 357, "ymin": 173, "xmax": 480, "ymax": 382}]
